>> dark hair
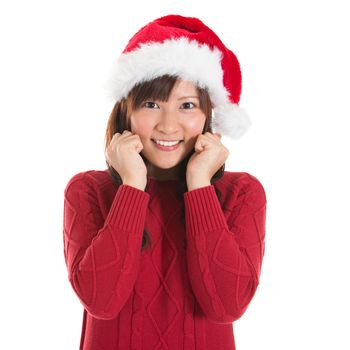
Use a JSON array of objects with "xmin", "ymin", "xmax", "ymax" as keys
[{"xmin": 104, "ymin": 74, "xmax": 225, "ymax": 252}]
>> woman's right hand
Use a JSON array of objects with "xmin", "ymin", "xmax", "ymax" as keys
[{"xmin": 105, "ymin": 130, "xmax": 147, "ymax": 189}]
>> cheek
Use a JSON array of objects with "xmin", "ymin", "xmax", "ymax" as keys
[
  {"xmin": 130, "ymin": 115, "xmax": 151, "ymax": 135},
  {"xmin": 185, "ymin": 117, "xmax": 206, "ymax": 135}
]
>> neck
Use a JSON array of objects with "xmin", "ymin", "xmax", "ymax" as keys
[{"xmin": 147, "ymin": 163, "xmax": 184, "ymax": 181}]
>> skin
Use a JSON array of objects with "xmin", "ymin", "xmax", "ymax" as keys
[{"xmin": 128, "ymin": 79, "xmax": 207, "ymax": 181}]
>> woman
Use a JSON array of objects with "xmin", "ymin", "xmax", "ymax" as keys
[{"xmin": 63, "ymin": 14, "xmax": 267, "ymax": 350}]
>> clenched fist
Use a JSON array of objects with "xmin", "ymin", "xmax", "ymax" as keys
[{"xmin": 105, "ymin": 130, "xmax": 148, "ymax": 190}]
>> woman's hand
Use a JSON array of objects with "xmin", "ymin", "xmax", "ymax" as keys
[
  {"xmin": 105, "ymin": 130, "xmax": 148, "ymax": 189},
  {"xmin": 186, "ymin": 132, "xmax": 229, "ymax": 184}
]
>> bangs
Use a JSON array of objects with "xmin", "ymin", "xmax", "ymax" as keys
[
  {"xmin": 127, "ymin": 74, "xmax": 211, "ymax": 111},
  {"xmin": 128, "ymin": 74, "xmax": 179, "ymax": 110}
]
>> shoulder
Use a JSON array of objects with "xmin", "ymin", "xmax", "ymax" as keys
[
  {"xmin": 64, "ymin": 168, "xmax": 115, "ymax": 195},
  {"xmin": 223, "ymin": 171, "xmax": 265, "ymax": 193},
  {"xmin": 215, "ymin": 171, "xmax": 267, "ymax": 212}
]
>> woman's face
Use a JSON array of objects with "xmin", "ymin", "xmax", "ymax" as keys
[{"xmin": 128, "ymin": 79, "xmax": 207, "ymax": 177}]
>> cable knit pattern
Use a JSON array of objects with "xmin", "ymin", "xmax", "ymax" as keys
[
  {"xmin": 183, "ymin": 178, "xmax": 266, "ymax": 324},
  {"xmin": 182, "ymin": 259, "xmax": 196, "ymax": 350},
  {"xmin": 63, "ymin": 169, "xmax": 267, "ymax": 350},
  {"xmin": 131, "ymin": 258, "xmax": 145, "ymax": 350},
  {"xmin": 64, "ymin": 177, "xmax": 149, "ymax": 321},
  {"xmin": 193, "ymin": 235, "xmax": 227, "ymax": 318}
]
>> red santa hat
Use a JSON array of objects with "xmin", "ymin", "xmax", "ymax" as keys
[{"xmin": 104, "ymin": 14, "xmax": 252, "ymax": 140}]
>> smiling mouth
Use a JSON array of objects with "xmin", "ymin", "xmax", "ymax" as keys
[
  {"xmin": 151, "ymin": 139, "xmax": 184, "ymax": 152},
  {"xmin": 151, "ymin": 139, "xmax": 184, "ymax": 144}
]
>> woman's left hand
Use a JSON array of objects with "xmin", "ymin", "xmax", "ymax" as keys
[{"xmin": 186, "ymin": 132, "xmax": 229, "ymax": 181}]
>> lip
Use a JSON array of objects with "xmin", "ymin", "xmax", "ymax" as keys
[{"xmin": 152, "ymin": 139, "xmax": 182, "ymax": 151}]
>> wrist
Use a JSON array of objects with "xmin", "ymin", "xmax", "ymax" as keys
[
  {"xmin": 186, "ymin": 175, "xmax": 211, "ymax": 191},
  {"xmin": 123, "ymin": 178, "xmax": 146, "ymax": 191}
]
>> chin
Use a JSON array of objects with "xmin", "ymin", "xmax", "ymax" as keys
[{"xmin": 154, "ymin": 162, "xmax": 181, "ymax": 169}]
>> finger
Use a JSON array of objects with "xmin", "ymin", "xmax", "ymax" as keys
[
  {"xmin": 122, "ymin": 130, "xmax": 132, "ymax": 136},
  {"xmin": 126, "ymin": 133, "xmax": 143, "ymax": 147},
  {"xmin": 194, "ymin": 136, "xmax": 206, "ymax": 151},
  {"xmin": 211, "ymin": 132, "xmax": 221, "ymax": 139},
  {"xmin": 201, "ymin": 133, "xmax": 220, "ymax": 146},
  {"xmin": 114, "ymin": 130, "xmax": 132, "ymax": 140},
  {"xmin": 205, "ymin": 131, "xmax": 221, "ymax": 139}
]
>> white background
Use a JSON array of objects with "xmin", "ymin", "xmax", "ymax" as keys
[{"xmin": 1, "ymin": 0, "xmax": 349, "ymax": 349}]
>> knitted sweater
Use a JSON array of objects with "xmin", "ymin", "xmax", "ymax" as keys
[{"xmin": 63, "ymin": 169, "xmax": 267, "ymax": 350}]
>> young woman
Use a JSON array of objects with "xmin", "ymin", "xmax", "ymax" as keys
[{"xmin": 63, "ymin": 14, "xmax": 267, "ymax": 350}]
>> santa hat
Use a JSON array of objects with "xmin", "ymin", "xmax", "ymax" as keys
[{"xmin": 104, "ymin": 14, "xmax": 252, "ymax": 140}]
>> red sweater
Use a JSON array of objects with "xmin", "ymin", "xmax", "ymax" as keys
[{"xmin": 63, "ymin": 169, "xmax": 267, "ymax": 350}]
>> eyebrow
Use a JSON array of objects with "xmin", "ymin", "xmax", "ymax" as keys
[{"xmin": 177, "ymin": 96, "xmax": 199, "ymax": 100}]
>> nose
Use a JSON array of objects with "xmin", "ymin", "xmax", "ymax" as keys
[{"xmin": 156, "ymin": 110, "xmax": 180, "ymax": 134}]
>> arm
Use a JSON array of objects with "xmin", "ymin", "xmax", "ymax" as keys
[
  {"xmin": 63, "ymin": 172, "xmax": 150, "ymax": 320},
  {"xmin": 184, "ymin": 174, "xmax": 267, "ymax": 324}
]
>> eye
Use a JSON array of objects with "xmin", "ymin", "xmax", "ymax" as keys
[
  {"xmin": 143, "ymin": 101, "xmax": 159, "ymax": 109},
  {"xmin": 181, "ymin": 102, "xmax": 196, "ymax": 109}
]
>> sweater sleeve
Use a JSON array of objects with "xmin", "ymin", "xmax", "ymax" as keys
[
  {"xmin": 63, "ymin": 172, "xmax": 150, "ymax": 320},
  {"xmin": 183, "ymin": 174, "xmax": 267, "ymax": 324}
]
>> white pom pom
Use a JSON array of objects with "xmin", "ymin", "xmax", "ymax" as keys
[{"xmin": 212, "ymin": 103, "xmax": 252, "ymax": 140}]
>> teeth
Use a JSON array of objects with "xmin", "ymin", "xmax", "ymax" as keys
[{"xmin": 155, "ymin": 140, "xmax": 180, "ymax": 146}]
